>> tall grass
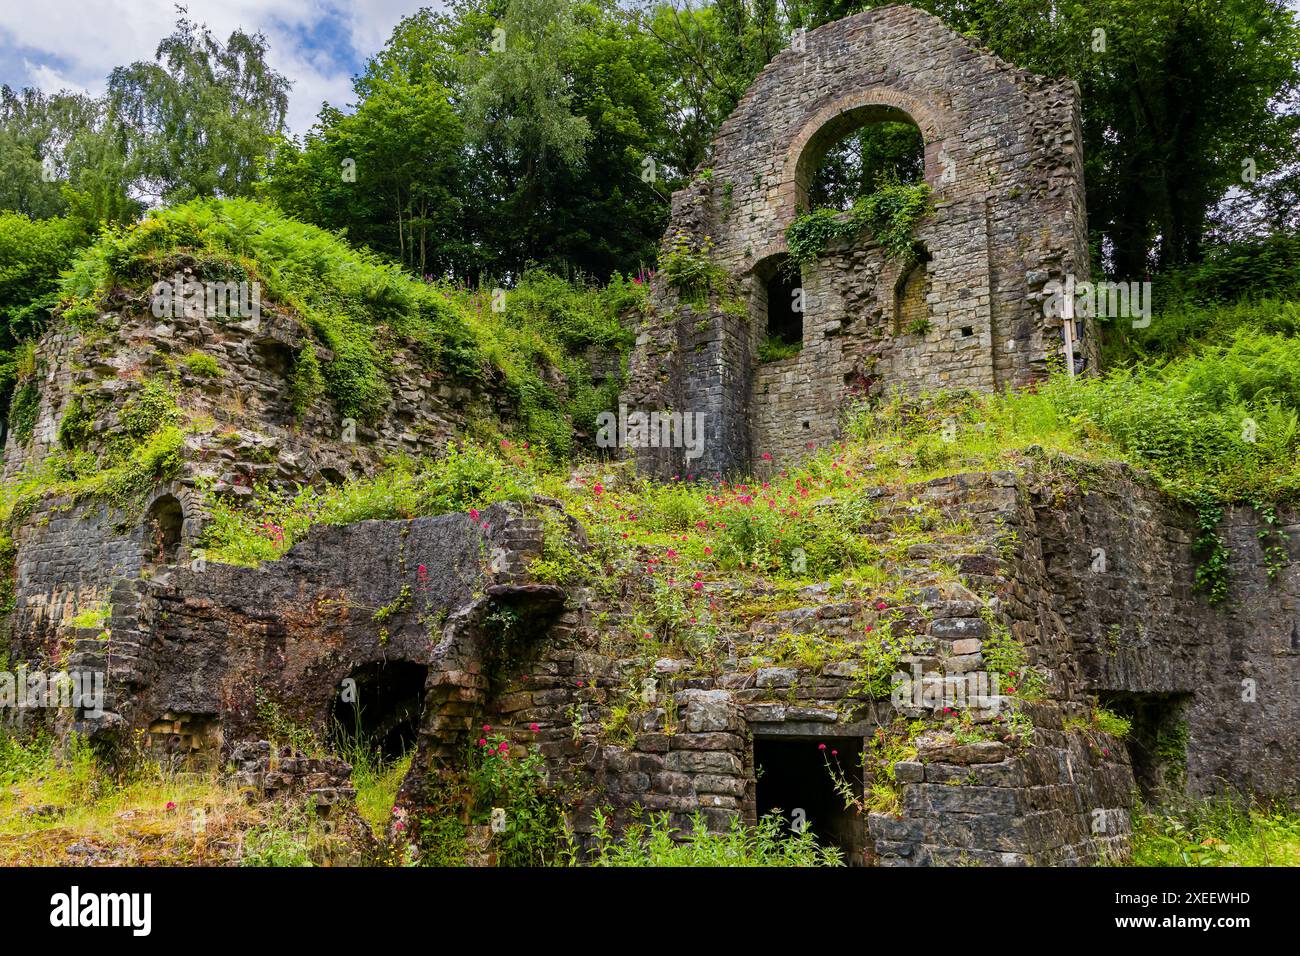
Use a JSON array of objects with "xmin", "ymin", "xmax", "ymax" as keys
[
  {"xmin": 588, "ymin": 810, "xmax": 844, "ymax": 866},
  {"xmin": 1129, "ymin": 798, "xmax": 1300, "ymax": 866}
]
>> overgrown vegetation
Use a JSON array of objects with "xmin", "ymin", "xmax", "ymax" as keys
[
  {"xmin": 1129, "ymin": 798, "xmax": 1300, "ymax": 867},
  {"xmin": 588, "ymin": 809, "xmax": 843, "ymax": 866},
  {"xmin": 786, "ymin": 182, "xmax": 932, "ymax": 264},
  {"xmin": 57, "ymin": 197, "xmax": 639, "ymax": 450}
]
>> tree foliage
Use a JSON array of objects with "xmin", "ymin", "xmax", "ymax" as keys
[{"xmin": 107, "ymin": 12, "xmax": 291, "ymax": 204}]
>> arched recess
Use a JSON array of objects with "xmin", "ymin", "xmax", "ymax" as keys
[
  {"xmin": 141, "ymin": 482, "xmax": 205, "ymax": 569},
  {"xmin": 143, "ymin": 495, "xmax": 184, "ymax": 566},
  {"xmin": 332, "ymin": 660, "xmax": 429, "ymax": 760},
  {"xmin": 893, "ymin": 246, "xmax": 934, "ymax": 335}
]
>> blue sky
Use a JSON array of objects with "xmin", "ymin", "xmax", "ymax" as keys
[{"xmin": 0, "ymin": 0, "xmax": 439, "ymax": 134}]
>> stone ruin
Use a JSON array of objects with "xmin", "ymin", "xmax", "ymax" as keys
[
  {"xmin": 624, "ymin": 3, "xmax": 1098, "ymax": 479},
  {"xmin": 1, "ymin": 6, "xmax": 1296, "ymax": 867}
]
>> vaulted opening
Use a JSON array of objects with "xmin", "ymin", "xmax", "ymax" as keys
[
  {"xmin": 754, "ymin": 735, "xmax": 866, "ymax": 864},
  {"xmin": 143, "ymin": 494, "xmax": 184, "ymax": 566},
  {"xmin": 331, "ymin": 660, "xmax": 429, "ymax": 760},
  {"xmin": 797, "ymin": 105, "xmax": 925, "ymax": 213},
  {"xmin": 253, "ymin": 340, "xmax": 294, "ymax": 378}
]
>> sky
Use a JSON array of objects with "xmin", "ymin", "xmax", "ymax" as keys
[{"xmin": 0, "ymin": 0, "xmax": 438, "ymax": 134}]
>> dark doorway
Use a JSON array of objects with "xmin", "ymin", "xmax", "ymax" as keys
[
  {"xmin": 765, "ymin": 266, "xmax": 803, "ymax": 349},
  {"xmin": 1098, "ymin": 691, "xmax": 1191, "ymax": 799},
  {"xmin": 754, "ymin": 736, "xmax": 866, "ymax": 864},
  {"xmin": 332, "ymin": 661, "xmax": 429, "ymax": 760},
  {"xmin": 144, "ymin": 494, "xmax": 184, "ymax": 566}
]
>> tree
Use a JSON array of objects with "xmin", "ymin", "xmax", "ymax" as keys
[
  {"xmin": 0, "ymin": 86, "xmax": 136, "ymax": 225},
  {"xmin": 107, "ymin": 10, "xmax": 291, "ymax": 204},
  {"xmin": 0, "ymin": 212, "xmax": 90, "ymax": 442},
  {"xmin": 267, "ymin": 0, "xmax": 680, "ymax": 280},
  {"xmin": 263, "ymin": 79, "xmax": 468, "ymax": 278},
  {"xmin": 630, "ymin": 0, "xmax": 787, "ymax": 175}
]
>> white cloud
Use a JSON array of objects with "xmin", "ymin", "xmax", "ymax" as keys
[
  {"xmin": 22, "ymin": 60, "xmax": 97, "ymax": 98},
  {"xmin": 0, "ymin": 0, "xmax": 430, "ymax": 134}
]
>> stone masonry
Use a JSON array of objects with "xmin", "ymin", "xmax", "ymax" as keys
[{"xmin": 624, "ymin": 5, "xmax": 1099, "ymax": 478}]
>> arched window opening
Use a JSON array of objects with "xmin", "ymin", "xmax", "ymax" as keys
[
  {"xmin": 810, "ymin": 120, "xmax": 924, "ymax": 210},
  {"xmin": 144, "ymin": 495, "xmax": 184, "ymax": 567},
  {"xmin": 797, "ymin": 105, "xmax": 925, "ymax": 214}
]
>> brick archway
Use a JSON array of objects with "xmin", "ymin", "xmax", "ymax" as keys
[
  {"xmin": 141, "ymin": 481, "xmax": 205, "ymax": 567},
  {"xmin": 781, "ymin": 89, "xmax": 954, "ymax": 224}
]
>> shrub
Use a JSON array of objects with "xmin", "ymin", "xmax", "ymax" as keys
[
  {"xmin": 465, "ymin": 732, "xmax": 571, "ymax": 866},
  {"xmin": 7, "ymin": 382, "xmax": 39, "ymax": 445},
  {"xmin": 182, "ymin": 351, "xmax": 222, "ymax": 378},
  {"xmin": 57, "ymin": 394, "xmax": 96, "ymax": 449},
  {"xmin": 786, "ymin": 181, "xmax": 931, "ymax": 263},
  {"xmin": 289, "ymin": 345, "xmax": 324, "ymax": 416},
  {"xmin": 660, "ymin": 233, "xmax": 727, "ymax": 304}
]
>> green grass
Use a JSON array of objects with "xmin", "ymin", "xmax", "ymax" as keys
[
  {"xmin": 199, "ymin": 442, "xmax": 534, "ymax": 565},
  {"xmin": 588, "ymin": 809, "xmax": 843, "ymax": 866},
  {"xmin": 1129, "ymin": 799, "xmax": 1300, "ymax": 866},
  {"xmin": 352, "ymin": 752, "xmax": 412, "ymax": 836}
]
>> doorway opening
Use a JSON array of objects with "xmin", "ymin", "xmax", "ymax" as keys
[
  {"xmin": 754, "ymin": 735, "xmax": 866, "ymax": 863},
  {"xmin": 332, "ymin": 660, "xmax": 429, "ymax": 760},
  {"xmin": 1097, "ymin": 691, "xmax": 1191, "ymax": 799}
]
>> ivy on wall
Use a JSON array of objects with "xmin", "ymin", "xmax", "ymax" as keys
[{"xmin": 785, "ymin": 182, "xmax": 932, "ymax": 264}]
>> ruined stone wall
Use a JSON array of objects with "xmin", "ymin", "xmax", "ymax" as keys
[
  {"xmin": 36, "ymin": 459, "xmax": 1296, "ymax": 865},
  {"xmin": 8, "ymin": 498, "xmax": 142, "ymax": 661},
  {"xmin": 1012, "ymin": 464, "xmax": 1300, "ymax": 798},
  {"xmin": 425, "ymin": 471, "xmax": 1137, "ymax": 865},
  {"xmin": 626, "ymin": 4, "xmax": 1096, "ymax": 477},
  {"xmin": 2, "ymin": 279, "xmax": 501, "ymax": 487},
  {"xmin": 104, "ymin": 506, "xmax": 542, "ymax": 744},
  {"xmin": 2, "ymin": 274, "xmax": 513, "ymax": 665}
]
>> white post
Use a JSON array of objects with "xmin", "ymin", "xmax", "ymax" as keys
[{"xmin": 1062, "ymin": 285, "xmax": 1077, "ymax": 378}]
